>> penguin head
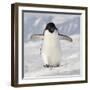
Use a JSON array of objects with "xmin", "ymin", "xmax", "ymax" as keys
[{"xmin": 45, "ymin": 22, "xmax": 57, "ymax": 33}]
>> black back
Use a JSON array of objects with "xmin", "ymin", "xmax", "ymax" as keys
[{"xmin": 44, "ymin": 22, "xmax": 57, "ymax": 33}]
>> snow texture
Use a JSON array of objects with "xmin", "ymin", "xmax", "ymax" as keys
[
  {"xmin": 24, "ymin": 35, "xmax": 80, "ymax": 78},
  {"xmin": 23, "ymin": 12, "xmax": 80, "ymax": 79}
]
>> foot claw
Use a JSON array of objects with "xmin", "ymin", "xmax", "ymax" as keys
[{"xmin": 43, "ymin": 64, "xmax": 49, "ymax": 68}]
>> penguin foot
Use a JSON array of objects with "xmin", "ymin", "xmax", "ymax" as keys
[
  {"xmin": 43, "ymin": 64, "xmax": 49, "ymax": 68},
  {"xmin": 56, "ymin": 64, "xmax": 60, "ymax": 67},
  {"xmin": 49, "ymin": 64, "xmax": 60, "ymax": 68},
  {"xmin": 43, "ymin": 64, "xmax": 60, "ymax": 68}
]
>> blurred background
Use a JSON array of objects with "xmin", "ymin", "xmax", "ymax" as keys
[{"xmin": 23, "ymin": 11, "xmax": 80, "ymax": 42}]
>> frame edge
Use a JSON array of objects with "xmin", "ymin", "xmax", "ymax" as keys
[
  {"xmin": 13, "ymin": 2, "xmax": 88, "ymax": 10},
  {"xmin": 11, "ymin": 2, "xmax": 88, "ymax": 87},
  {"xmin": 11, "ymin": 3, "xmax": 19, "ymax": 87}
]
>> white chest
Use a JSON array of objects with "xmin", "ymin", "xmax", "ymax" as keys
[
  {"xmin": 42, "ymin": 30, "xmax": 62, "ymax": 65},
  {"xmin": 43, "ymin": 30, "xmax": 60, "ymax": 47}
]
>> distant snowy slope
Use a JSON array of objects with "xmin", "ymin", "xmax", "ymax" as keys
[
  {"xmin": 57, "ymin": 17, "xmax": 80, "ymax": 35},
  {"xmin": 24, "ymin": 12, "xmax": 80, "ymax": 42}
]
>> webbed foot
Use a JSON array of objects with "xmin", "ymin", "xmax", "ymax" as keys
[{"xmin": 43, "ymin": 64, "xmax": 49, "ymax": 68}]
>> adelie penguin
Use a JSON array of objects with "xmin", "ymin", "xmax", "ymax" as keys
[{"xmin": 31, "ymin": 22, "xmax": 73, "ymax": 68}]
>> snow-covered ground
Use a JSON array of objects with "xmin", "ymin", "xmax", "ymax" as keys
[{"xmin": 24, "ymin": 34, "xmax": 80, "ymax": 79}]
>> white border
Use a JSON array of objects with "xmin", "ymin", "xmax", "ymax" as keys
[{"xmin": 18, "ymin": 6, "xmax": 86, "ymax": 84}]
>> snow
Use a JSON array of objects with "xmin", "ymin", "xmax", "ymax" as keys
[
  {"xmin": 23, "ymin": 12, "xmax": 81, "ymax": 79},
  {"xmin": 24, "ymin": 35, "xmax": 80, "ymax": 79}
]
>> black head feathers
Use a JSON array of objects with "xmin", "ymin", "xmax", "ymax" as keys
[{"xmin": 45, "ymin": 22, "xmax": 57, "ymax": 33}]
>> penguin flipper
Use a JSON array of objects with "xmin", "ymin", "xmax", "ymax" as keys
[
  {"xmin": 58, "ymin": 33, "xmax": 73, "ymax": 42},
  {"xmin": 31, "ymin": 34, "xmax": 44, "ymax": 40}
]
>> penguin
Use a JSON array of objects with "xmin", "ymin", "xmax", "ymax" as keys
[{"xmin": 31, "ymin": 22, "xmax": 73, "ymax": 68}]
